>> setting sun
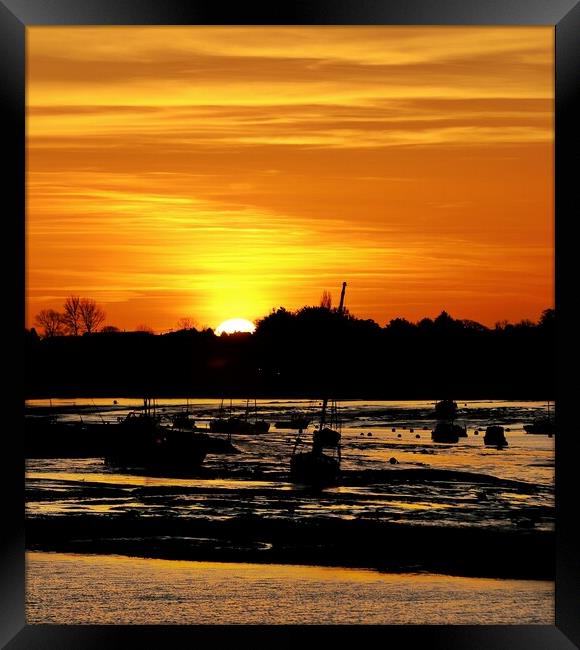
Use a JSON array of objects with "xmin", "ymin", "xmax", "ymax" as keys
[
  {"xmin": 26, "ymin": 26, "xmax": 553, "ymax": 331},
  {"xmin": 215, "ymin": 318, "xmax": 256, "ymax": 336},
  {"xmin": 23, "ymin": 23, "xmax": 557, "ymax": 628}
]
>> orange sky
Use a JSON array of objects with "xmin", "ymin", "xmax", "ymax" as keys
[{"xmin": 26, "ymin": 27, "xmax": 554, "ymax": 332}]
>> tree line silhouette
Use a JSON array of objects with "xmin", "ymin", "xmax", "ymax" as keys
[
  {"xmin": 35, "ymin": 296, "xmax": 105, "ymax": 336},
  {"xmin": 25, "ymin": 298, "xmax": 555, "ymax": 399}
]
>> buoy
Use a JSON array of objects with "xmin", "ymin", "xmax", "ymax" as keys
[
  {"xmin": 416, "ymin": 434, "xmax": 420, "ymax": 439},
  {"xmin": 367, "ymin": 432, "xmax": 372, "ymax": 437},
  {"xmin": 397, "ymin": 433, "xmax": 402, "ymax": 438},
  {"xmin": 474, "ymin": 430, "xmax": 479, "ymax": 435},
  {"xmin": 516, "ymin": 518, "xmax": 535, "ymax": 529},
  {"xmin": 360, "ymin": 432, "xmax": 364, "ymax": 436},
  {"xmin": 389, "ymin": 457, "xmax": 399, "ymax": 465},
  {"xmin": 113, "ymin": 399, "xmax": 118, "ymax": 405}
]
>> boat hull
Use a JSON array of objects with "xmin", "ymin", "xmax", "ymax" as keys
[
  {"xmin": 484, "ymin": 425, "xmax": 508, "ymax": 447},
  {"xmin": 432, "ymin": 422, "xmax": 466, "ymax": 444},
  {"xmin": 524, "ymin": 419, "xmax": 554, "ymax": 435},
  {"xmin": 105, "ymin": 430, "xmax": 209, "ymax": 472},
  {"xmin": 275, "ymin": 418, "xmax": 311, "ymax": 430},
  {"xmin": 209, "ymin": 417, "xmax": 270, "ymax": 434},
  {"xmin": 25, "ymin": 419, "xmax": 120, "ymax": 458},
  {"xmin": 290, "ymin": 451, "xmax": 340, "ymax": 486}
]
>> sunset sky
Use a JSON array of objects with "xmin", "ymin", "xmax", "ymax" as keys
[{"xmin": 26, "ymin": 27, "xmax": 554, "ymax": 332}]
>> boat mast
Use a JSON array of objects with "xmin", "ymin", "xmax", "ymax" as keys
[
  {"xmin": 338, "ymin": 281, "xmax": 347, "ymax": 315},
  {"xmin": 320, "ymin": 282, "xmax": 346, "ymax": 431},
  {"xmin": 320, "ymin": 397, "xmax": 328, "ymax": 429}
]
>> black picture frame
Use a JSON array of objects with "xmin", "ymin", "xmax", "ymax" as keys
[{"xmin": 2, "ymin": 0, "xmax": 578, "ymax": 647}]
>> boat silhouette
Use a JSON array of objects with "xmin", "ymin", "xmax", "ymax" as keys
[
  {"xmin": 290, "ymin": 397, "xmax": 341, "ymax": 486},
  {"xmin": 431, "ymin": 397, "xmax": 466, "ymax": 443},
  {"xmin": 484, "ymin": 425, "xmax": 508, "ymax": 447},
  {"xmin": 289, "ymin": 282, "xmax": 347, "ymax": 486},
  {"xmin": 209, "ymin": 398, "xmax": 270, "ymax": 435},
  {"xmin": 105, "ymin": 398, "xmax": 209, "ymax": 471},
  {"xmin": 434, "ymin": 399, "xmax": 458, "ymax": 420},
  {"xmin": 524, "ymin": 402, "xmax": 555, "ymax": 435},
  {"xmin": 431, "ymin": 421, "xmax": 467, "ymax": 443},
  {"xmin": 275, "ymin": 411, "xmax": 311, "ymax": 430}
]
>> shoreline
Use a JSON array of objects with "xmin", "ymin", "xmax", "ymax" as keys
[
  {"xmin": 26, "ymin": 515, "xmax": 554, "ymax": 581},
  {"xmin": 26, "ymin": 548, "xmax": 555, "ymax": 584}
]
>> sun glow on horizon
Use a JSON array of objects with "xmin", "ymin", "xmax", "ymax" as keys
[
  {"xmin": 215, "ymin": 318, "xmax": 256, "ymax": 336},
  {"xmin": 26, "ymin": 27, "xmax": 554, "ymax": 331}
]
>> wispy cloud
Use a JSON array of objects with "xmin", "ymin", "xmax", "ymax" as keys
[{"xmin": 26, "ymin": 27, "xmax": 554, "ymax": 330}]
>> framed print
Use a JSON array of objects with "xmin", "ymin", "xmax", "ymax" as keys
[{"xmin": 2, "ymin": 0, "xmax": 579, "ymax": 647}]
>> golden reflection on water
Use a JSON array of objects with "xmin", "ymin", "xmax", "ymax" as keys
[
  {"xmin": 25, "ymin": 471, "xmax": 279, "ymax": 490},
  {"xmin": 26, "ymin": 552, "xmax": 554, "ymax": 625},
  {"xmin": 28, "ymin": 500, "xmax": 146, "ymax": 514}
]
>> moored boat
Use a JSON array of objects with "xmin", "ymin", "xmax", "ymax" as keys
[
  {"xmin": 289, "ymin": 282, "xmax": 347, "ymax": 487},
  {"xmin": 25, "ymin": 414, "xmax": 117, "ymax": 458},
  {"xmin": 484, "ymin": 425, "xmax": 508, "ymax": 447},
  {"xmin": 209, "ymin": 416, "xmax": 270, "ymax": 434},
  {"xmin": 209, "ymin": 398, "xmax": 270, "ymax": 434},
  {"xmin": 431, "ymin": 421, "xmax": 466, "ymax": 443},
  {"xmin": 524, "ymin": 418, "xmax": 554, "ymax": 435},
  {"xmin": 524, "ymin": 402, "xmax": 554, "ymax": 436},
  {"xmin": 275, "ymin": 412, "xmax": 311, "ymax": 430},
  {"xmin": 105, "ymin": 399, "xmax": 209, "ymax": 472},
  {"xmin": 434, "ymin": 399, "xmax": 458, "ymax": 421},
  {"xmin": 432, "ymin": 395, "xmax": 466, "ymax": 443},
  {"xmin": 290, "ymin": 398, "xmax": 341, "ymax": 486},
  {"xmin": 170, "ymin": 412, "xmax": 196, "ymax": 429}
]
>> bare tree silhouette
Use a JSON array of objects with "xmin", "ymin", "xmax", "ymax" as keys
[
  {"xmin": 176, "ymin": 317, "xmax": 197, "ymax": 331},
  {"xmin": 79, "ymin": 298, "xmax": 105, "ymax": 334},
  {"xmin": 319, "ymin": 290, "xmax": 332, "ymax": 310},
  {"xmin": 135, "ymin": 324, "xmax": 154, "ymax": 334},
  {"xmin": 62, "ymin": 296, "xmax": 82, "ymax": 335},
  {"xmin": 35, "ymin": 309, "xmax": 65, "ymax": 337}
]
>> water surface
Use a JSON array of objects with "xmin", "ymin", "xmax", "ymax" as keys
[
  {"xmin": 26, "ymin": 399, "xmax": 554, "ymax": 531},
  {"xmin": 26, "ymin": 552, "xmax": 553, "ymax": 625}
]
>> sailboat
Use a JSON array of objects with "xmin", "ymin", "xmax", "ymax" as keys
[
  {"xmin": 209, "ymin": 398, "xmax": 270, "ymax": 434},
  {"xmin": 434, "ymin": 399, "xmax": 458, "ymax": 421},
  {"xmin": 432, "ymin": 399, "xmax": 467, "ymax": 443},
  {"xmin": 524, "ymin": 401, "xmax": 555, "ymax": 435},
  {"xmin": 105, "ymin": 397, "xmax": 209, "ymax": 471},
  {"xmin": 170, "ymin": 398, "xmax": 196, "ymax": 429},
  {"xmin": 289, "ymin": 282, "xmax": 347, "ymax": 487},
  {"xmin": 275, "ymin": 411, "xmax": 311, "ymax": 430},
  {"xmin": 290, "ymin": 397, "xmax": 342, "ymax": 486}
]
